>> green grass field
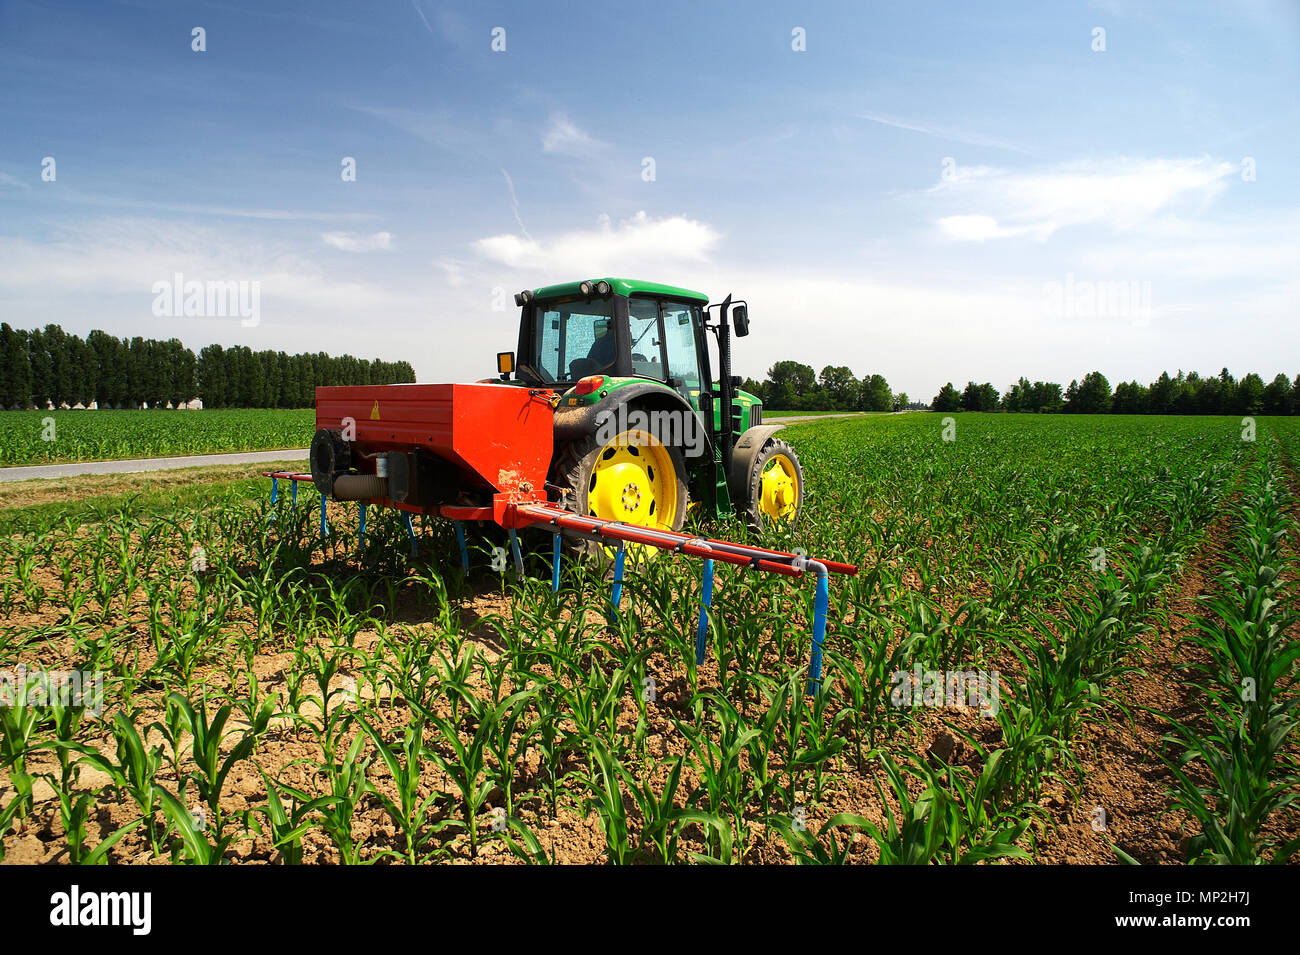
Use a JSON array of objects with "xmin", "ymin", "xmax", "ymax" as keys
[
  {"xmin": 1, "ymin": 412, "xmax": 1296, "ymax": 864},
  {"xmin": 764, "ymin": 409, "xmax": 875, "ymax": 417},
  {"xmin": 0, "ymin": 409, "xmax": 315, "ymax": 467}
]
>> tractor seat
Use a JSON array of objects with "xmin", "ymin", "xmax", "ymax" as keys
[
  {"xmin": 571, "ymin": 334, "xmax": 616, "ymax": 380},
  {"xmin": 569, "ymin": 357, "xmax": 602, "ymax": 379}
]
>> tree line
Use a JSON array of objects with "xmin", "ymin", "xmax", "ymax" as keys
[
  {"xmin": 742, "ymin": 360, "xmax": 1300, "ymax": 416},
  {"xmin": 931, "ymin": 369, "xmax": 1300, "ymax": 415},
  {"xmin": 0, "ymin": 323, "xmax": 416, "ymax": 409},
  {"xmin": 742, "ymin": 361, "xmax": 916, "ymax": 413}
]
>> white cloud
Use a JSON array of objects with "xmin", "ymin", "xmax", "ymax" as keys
[
  {"xmin": 937, "ymin": 214, "xmax": 1007, "ymax": 242},
  {"xmin": 6, "ymin": 187, "xmax": 1293, "ymax": 412},
  {"xmin": 438, "ymin": 259, "xmax": 466, "ymax": 287},
  {"xmin": 931, "ymin": 157, "xmax": 1236, "ymax": 241},
  {"xmin": 472, "ymin": 211, "xmax": 719, "ymax": 274},
  {"xmin": 321, "ymin": 231, "xmax": 393, "ymax": 252},
  {"xmin": 685, "ymin": 268, "xmax": 1297, "ymax": 399},
  {"xmin": 0, "ymin": 218, "xmax": 413, "ymax": 319},
  {"xmin": 927, "ymin": 164, "xmax": 1000, "ymax": 187},
  {"xmin": 542, "ymin": 113, "xmax": 607, "ymax": 156}
]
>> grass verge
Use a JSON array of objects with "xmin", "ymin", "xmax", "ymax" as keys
[{"xmin": 0, "ymin": 461, "xmax": 302, "ymax": 534}]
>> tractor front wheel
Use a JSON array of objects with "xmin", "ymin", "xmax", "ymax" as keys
[{"xmin": 744, "ymin": 438, "xmax": 804, "ymax": 531}]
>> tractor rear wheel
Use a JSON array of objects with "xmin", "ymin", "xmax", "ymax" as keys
[
  {"xmin": 744, "ymin": 438, "xmax": 804, "ymax": 531},
  {"xmin": 555, "ymin": 423, "xmax": 689, "ymax": 557}
]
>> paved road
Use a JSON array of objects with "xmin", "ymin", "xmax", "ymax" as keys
[
  {"xmin": 0, "ymin": 449, "xmax": 309, "ymax": 483},
  {"xmin": 0, "ymin": 413, "xmax": 868, "ymax": 483},
  {"xmin": 766, "ymin": 412, "xmax": 867, "ymax": 424}
]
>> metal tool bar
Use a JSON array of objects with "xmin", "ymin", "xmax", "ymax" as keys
[{"xmin": 512, "ymin": 502, "xmax": 856, "ymax": 578}]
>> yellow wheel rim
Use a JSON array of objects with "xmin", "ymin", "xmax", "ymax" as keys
[
  {"xmin": 588, "ymin": 429, "xmax": 679, "ymax": 532},
  {"xmin": 758, "ymin": 453, "xmax": 799, "ymax": 523}
]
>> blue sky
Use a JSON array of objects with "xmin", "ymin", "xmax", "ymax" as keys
[{"xmin": 1, "ymin": 0, "xmax": 1297, "ymax": 399}]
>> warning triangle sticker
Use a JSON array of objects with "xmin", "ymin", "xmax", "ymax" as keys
[{"xmin": 370, "ymin": 400, "xmax": 381, "ymax": 420}]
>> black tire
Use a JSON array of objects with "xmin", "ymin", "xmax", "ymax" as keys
[
  {"xmin": 553, "ymin": 423, "xmax": 690, "ymax": 558},
  {"xmin": 743, "ymin": 438, "xmax": 805, "ymax": 532},
  {"xmin": 309, "ymin": 428, "xmax": 351, "ymax": 496}
]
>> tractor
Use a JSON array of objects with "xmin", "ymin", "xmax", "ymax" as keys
[
  {"xmin": 293, "ymin": 278, "xmax": 852, "ymax": 693},
  {"xmin": 309, "ymin": 278, "xmax": 804, "ymax": 539}
]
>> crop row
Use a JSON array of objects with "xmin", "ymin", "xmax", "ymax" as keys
[{"xmin": 1150, "ymin": 438, "xmax": 1299, "ymax": 863}]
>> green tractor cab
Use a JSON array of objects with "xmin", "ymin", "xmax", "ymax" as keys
[{"xmin": 498, "ymin": 278, "xmax": 804, "ymax": 535}]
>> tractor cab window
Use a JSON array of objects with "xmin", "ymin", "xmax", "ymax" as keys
[
  {"xmin": 628, "ymin": 298, "xmax": 662, "ymax": 378},
  {"xmin": 628, "ymin": 296, "xmax": 703, "ymax": 398},
  {"xmin": 660, "ymin": 303, "xmax": 703, "ymax": 393},
  {"xmin": 534, "ymin": 299, "xmax": 616, "ymax": 382}
]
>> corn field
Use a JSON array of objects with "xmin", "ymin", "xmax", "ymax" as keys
[
  {"xmin": 0, "ymin": 409, "xmax": 314, "ymax": 467},
  {"xmin": 1, "ymin": 413, "xmax": 1297, "ymax": 864}
]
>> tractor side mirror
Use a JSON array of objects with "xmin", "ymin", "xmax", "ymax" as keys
[
  {"xmin": 497, "ymin": 351, "xmax": 514, "ymax": 380},
  {"xmin": 732, "ymin": 304, "xmax": 749, "ymax": 337}
]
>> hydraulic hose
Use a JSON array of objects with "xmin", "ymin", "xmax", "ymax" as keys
[{"xmin": 332, "ymin": 474, "xmax": 388, "ymax": 501}]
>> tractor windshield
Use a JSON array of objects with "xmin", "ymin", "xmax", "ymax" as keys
[{"xmin": 533, "ymin": 298, "xmax": 616, "ymax": 382}]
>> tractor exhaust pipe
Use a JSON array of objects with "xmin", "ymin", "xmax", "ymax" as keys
[{"xmin": 715, "ymin": 294, "xmax": 736, "ymax": 480}]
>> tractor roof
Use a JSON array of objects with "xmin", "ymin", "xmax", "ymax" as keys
[{"xmin": 530, "ymin": 277, "xmax": 709, "ymax": 304}]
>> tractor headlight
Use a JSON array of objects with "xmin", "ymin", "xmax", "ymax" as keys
[
  {"xmin": 595, "ymin": 280, "xmax": 611, "ymax": 295},
  {"xmin": 514, "ymin": 290, "xmax": 533, "ymax": 306},
  {"xmin": 579, "ymin": 281, "xmax": 593, "ymax": 296}
]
